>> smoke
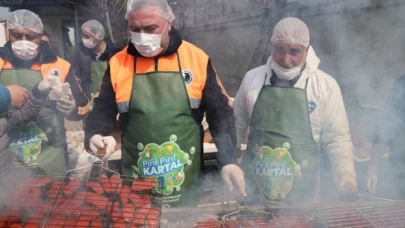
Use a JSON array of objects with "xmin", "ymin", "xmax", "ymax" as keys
[{"xmin": 173, "ymin": 0, "xmax": 405, "ymax": 204}]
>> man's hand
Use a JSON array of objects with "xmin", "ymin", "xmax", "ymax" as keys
[
  {"xmin": 56, "ymin": 95, "xmax": 76, "ymax": 115},
  {"xmin": 367, "ymin": 168, "xmax": 378, "ymax": 194},
  {"xmin": 89, "ymin": 134, "xmax": 117, "ymax": 160},
  {"xmin": 221, "ymin": 164, "xmax": 247, "ymax": 197},
  {"xmin": 7, "ymin": 85, "xmax": 28, "ymax": 108},
  {"xmin": 337, "ymin": 173, "xmax": 358, "ymax": 193}
]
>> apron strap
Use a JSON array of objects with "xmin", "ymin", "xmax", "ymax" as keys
[
  {"xmin": 133, "ymin": 53, "xmax": 183, "ymax": 74},
  {"xmin": 176, "ymin": 52, "xmax": 182, "ymax": 73},
  {"xmin": 304, "ymin": 78, "xmax": 309, "ymax": 90},
  {"xmin": 263, "ymin": 73, "xmax": 268, "ymax": 86}
]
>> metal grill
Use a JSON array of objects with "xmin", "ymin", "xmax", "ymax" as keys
[
  {"xmin": 0, "ymin": 162, "xmax": 162, "ymax": 228},
  {"xmin": 317, "ymin": 201, "xmax": 405, "ymax": 228}
]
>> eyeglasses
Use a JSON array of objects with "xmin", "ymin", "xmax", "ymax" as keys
[{"xmin": 11, "ymin": 32, "xmax": 40, "ymax": 41}]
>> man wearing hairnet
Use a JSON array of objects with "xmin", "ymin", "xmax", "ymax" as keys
[
  {"xmin": 70, "ymin": 20, "xmax": 121, "ymax": 110},
  {"xmin": 0, "ymin": 10, "xmax": 90, "ymax": 177},
  {"xmin": 367, "ymin": 75, "xmax": 405, "ymax": 199},
  {"xmin": 85, "ymin": 0, "xmax": 245, "ymax": 207},
  {"xmin": 233, "ymin": 17, "xmax": 357, "ymax": 204}
]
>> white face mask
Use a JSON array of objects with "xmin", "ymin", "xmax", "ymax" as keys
[
  {"xmin": 11, "ymin": 40, "xmax": 39, "ymax": 61},
  {"xmin": 82, "ymin": 38, "xmax": 97, "ymax": 49},
  {"xmin": 271, "ymin": 59, "xmax": 306, "ymax": 80},
  {"xmin": 130, "ymin": 22, "xmax": 167, "ymax": 57}
]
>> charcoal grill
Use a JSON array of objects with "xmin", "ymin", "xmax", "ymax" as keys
[
  {"xmin": 0, "ymin": 161, "xmax": 162, "ymax": 228},
  {"xmin": 160, "ymin": 191, "xmax": 405, "ymax": 228}
]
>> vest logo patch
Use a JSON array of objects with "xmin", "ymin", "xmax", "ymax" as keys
[
  {"xmin": 308, "ymin": 101, "xmax": 317, "ymax": 114},
  {"xmin": 182, "ymin": 69, "xmax": 193, "ymax": 85},
  {"xmin": 49, "ymin": 68, "xmax": 61, "ymax": 77}
]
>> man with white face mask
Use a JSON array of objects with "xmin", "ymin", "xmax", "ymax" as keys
[
  {"xmin": 233, "ymin": 17, "xmax": 357, "ymax": 204},
  {"xmin": 85, "ymin": 0, "xmax": 246, "ymax": 207},
  {"xmin": 70, "ymin": 20, "xmax": 120, "ymax": 110},
  {"xmin": 0, "ymin": 10, "xmax": 90, "ymax": 177}
]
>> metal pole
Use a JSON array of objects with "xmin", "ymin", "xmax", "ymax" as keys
[
  {"xmin": 221, "ymin": 0, "xmax": 226, "ymax": 16},
  {"xmin": 74, "ymin": 6, "xmax": 79, "ymax": 44}
]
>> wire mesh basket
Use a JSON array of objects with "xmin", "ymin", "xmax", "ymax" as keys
[{"xmin": 0, "ymin": 161, "xmax": 162, "ymax": 228}]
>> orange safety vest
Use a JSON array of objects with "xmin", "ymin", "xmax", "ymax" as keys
[
  {"xmin": 0, "ymin": 57, "xmax": 89, "ymax": 115},
  {"xmin": 109, "ymin": 41, "xmax": 227, "ymax": 113}
]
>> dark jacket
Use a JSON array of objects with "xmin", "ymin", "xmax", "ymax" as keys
[
  {"xmin": 70, "ymin": 38, "xmax": 121, "ymax": 96},
  {"xmin": 84, "ymin": 28, "xmax": 240, "ymax": 169},
  {"xmin": 0, "ymin": 41, "xmax": 89, "ymax": 121}
]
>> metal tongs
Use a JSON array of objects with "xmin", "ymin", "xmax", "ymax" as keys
[{"xmin": 353, "ymin": 188, "xmax": 398, "ymax": 204}]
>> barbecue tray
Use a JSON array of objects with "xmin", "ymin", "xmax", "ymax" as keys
[
  {"xmin": 0, "ymin": 162, "xmax": 162, "ymax": 228},
  {"xmin": 160, "ymin": 193, "xmax": 405, "ymax": 228},
  {"xmin": 2, "ymin": 162, "xmax": 405, "ymax": 228}
]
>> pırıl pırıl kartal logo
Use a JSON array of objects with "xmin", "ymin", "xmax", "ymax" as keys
[
  {"xmin": 131, "ymin": 135, "xmax": 194, "ymax": 195},
  {"xmin": 8, "ymin": 121, "xmax": 48, "ymax": 164},
  {"xmin": 252, "ymin": 142, "xmax": 307, "ymax": 200}
]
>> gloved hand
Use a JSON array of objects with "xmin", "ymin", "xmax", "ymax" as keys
[
  {"xmin": 337, "ymin": 173, "xmax": 358, "ymax": 193},
  {"xmin": 38, "ymin": 75, "xmax": 59, "ymax": 93},
  {"xmin": 221, "ymin": 164, "xmax": 247, "ymax": 197},
  {"xmin": 366, "ymin": 169, "xmax": 378, "ymax": 194},
  {"xmin": 56, "ymin": 95, "xmax": 76, "ymax": 115},
  {"xmin": 89, "ymin": 134, "xmax": 117, "ymax": 160}
]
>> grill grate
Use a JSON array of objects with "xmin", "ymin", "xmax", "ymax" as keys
[
  {"xmin": 0, "ymin": 162, "xmax": 162, "ymax": 228},
  {"xmin": 317, "ymin": 201, "xmax": 405, "ymax": 228}
]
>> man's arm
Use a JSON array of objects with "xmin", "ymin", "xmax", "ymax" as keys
[
  {"xmin": 84, "ymin": 65, "xmax": 118, "ymax": 150},
  {"xmin": 0, "ymin": 84, "xmax": 11, "ymax": 116},
  {"xmin": 7, "ymin": 85, "xmax": 47, "ymax": 126},
  {"xmin": 64, "ymin": 67, "xmax": 90, "ymax": 120},
  {"xmin": 202, "ymin": 59, "xmax": 240, "ymax": 169},
  {"xmin": 321, "ymin": 79, "xmax": 356, "ymax": 182}
]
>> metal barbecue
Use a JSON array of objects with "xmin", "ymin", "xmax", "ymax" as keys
[{"xmin": 0, "ymin": 160, "xmax": 162, "ymax": 228}]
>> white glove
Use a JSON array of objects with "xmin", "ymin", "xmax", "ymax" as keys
[
  {"xmin": 221, "ymin": 164, "xmax": 247, "ymax": 197},
  {"xmin": 56, "ymin": 95, "xmax": 76, "ymax": 115},
  {"xmin": 337, "ymin": 173, "xmax": 358, "ymax": 193},
  {"xmin": 367, "ymin": 169, "xmax": 378, "ymax": 194},
  {"xmin": 38, "ymin": 75, "xmax": 59, "ymax": 93},
  {"xmin": 89, "ymin": 134, "xmax": 117, "ymax": 160}
]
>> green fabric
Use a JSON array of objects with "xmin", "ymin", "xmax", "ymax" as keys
[
  {"xmin": 89, "ymin": 61, "xmax": 108, "ymax": 110},
  {"xmin": 122, "ymin": 69, "xmax": 202, "ymax": 207},
  {"xmin": 244, "ymin": 84, "xmax": 318, "ymax": 204},
  {"xmin": 0, "ymin": 69, "xmax": 66, "ymax": 177}
]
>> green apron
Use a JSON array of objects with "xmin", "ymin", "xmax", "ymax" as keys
[
  {"xmin": 0, "ymin": 69, "xmax": 67, "ymax": 177},
  {"xmin": 243, "ymin": 76, "xmax": 318, "ymax": 204},
  {"xmin": 89, "ymin": 61, "xmax": 108, "ymax": 110},
  {"xmin": 121, "ymin": 54, "xmax": 202, "ymax": 207}
]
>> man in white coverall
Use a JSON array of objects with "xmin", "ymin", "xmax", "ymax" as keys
[{"xmin": 233, "ymin": 17, "xmax": 358, "ymax": 204}]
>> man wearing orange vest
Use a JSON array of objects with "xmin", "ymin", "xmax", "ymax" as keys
[
  {"xmin": 85, "ymin": 0, "xmax": 246, "ymax": 207},
  {"xmin": 0, "ymin": 10, "xmax": 89, "ymax": 177}
]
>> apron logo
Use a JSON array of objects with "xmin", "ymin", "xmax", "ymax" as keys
[
  {"xmin": 8, "ymin": 121, "xmax": 47, "ymax": 164},
  {"xmin": 252, "ymin": 142, "xmax": 307, "ymax": 200},
  {"xmin": 49, "ymin": 69, "xmax": 61, "ymax": 77},
  {"xmin": 308, "ymin": 101, "xmax": 317, "ymax": 113},
  {"xmin": 182, "ymin": 69, "xmax": 193, "ymax": 85},
  {"xmin": 132, "ymin": 134, "xmax": 194, "ymax": 196}
]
